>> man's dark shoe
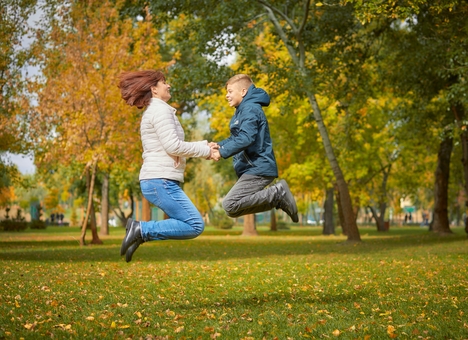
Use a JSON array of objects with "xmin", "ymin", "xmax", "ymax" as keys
[
  {"xmin": 120, "ymin": 218, "xmax": 143, "ymax": 256},
  {"xmin": 276, "ymin": 179, "xmax": 299, "ymax": 223},
  {"xmin": 125, "ymin": 238, "xmax": 144, "ymax": 263}
]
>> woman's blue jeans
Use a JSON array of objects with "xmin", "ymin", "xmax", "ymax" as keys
[{"xmin": 139, "ymin": 179, "xmax": 204, "ymax": 242}]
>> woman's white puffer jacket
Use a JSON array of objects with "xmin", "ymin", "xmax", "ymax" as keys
[{"xmin": 139, "ymin": 98, "xmax": 211, "ymax": 183}]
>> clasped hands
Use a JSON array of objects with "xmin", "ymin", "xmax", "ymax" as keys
[{"xmin": 207, "ymin": 142, "xmax": 221, "ymax": 161}]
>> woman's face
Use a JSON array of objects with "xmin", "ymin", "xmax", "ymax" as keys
[{"xmin": 151, "ymin": 80, "xmax": 171, "ymax": 102}]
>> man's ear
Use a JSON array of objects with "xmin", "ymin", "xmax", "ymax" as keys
[{"xmin": 241, "ymin": 88, "xmax": 248, "ymax": 97}]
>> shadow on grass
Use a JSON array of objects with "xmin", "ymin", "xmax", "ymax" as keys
[
  {"xmin": 0, "ymin": 229, "xmax": 466, "ymax": 263},
  {"xmin": 169, "ymin": 288, "xmax": 371, "ymax": 313}
]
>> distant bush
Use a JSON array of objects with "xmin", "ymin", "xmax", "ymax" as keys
[
  {"xmin": 0, "ymin": 220, "xmax": 28, "ymax": 232},
  {"xmin": 277, "ymin": 221, "xmax": 290, "ymax": 230},
  {"xmin": 210, "ymin": 211, "xmax": 234, "ymax": 229},
  {"xmin": 30, "ymin": 220, "xmax": 47, "ymax": 229}
]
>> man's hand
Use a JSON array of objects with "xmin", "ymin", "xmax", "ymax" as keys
[{"xmin": 207, "ymin": 142, "xmax": 221, "ymax": 161}]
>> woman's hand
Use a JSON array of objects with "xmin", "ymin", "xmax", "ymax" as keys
[{"xmin": 206, "ymin": 142, "xmax": 220, "ymax": 161}]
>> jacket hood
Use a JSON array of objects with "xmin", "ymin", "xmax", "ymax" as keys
[{"xmin": 238, "ymin": 84, "xmax": 270, "ymax": 109}]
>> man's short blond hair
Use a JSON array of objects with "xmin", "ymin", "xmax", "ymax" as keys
[{"xmin": 225, "ymin": 74, "xmax": 253, "ymax": 89}]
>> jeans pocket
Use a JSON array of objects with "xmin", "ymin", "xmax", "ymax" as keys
[{"xmin": 140, "ymin": 179, "xmax": 162, "ymax": 206}]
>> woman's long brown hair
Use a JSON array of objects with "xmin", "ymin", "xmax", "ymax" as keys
[{"xmin": 118, "ymin": 70, "xmax": 165, "ymax": 109}]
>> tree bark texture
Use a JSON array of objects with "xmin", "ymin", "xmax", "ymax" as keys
[
  {"xmin": 270, "ymin": 209, "xmax": 277, "ymax": 231},
  {"xmin": 452, "ymin": 103, "xmax": 468, "ymax": 235},
  {"xmin": 114, "ymin": 194, "xmax": 134, "ymax": 227},
  {"xmin": 242, "ymin": 214, "xmax": 258, "ymax": 236},
  {"xmin": 307, "ymin": 93, "xmax": 361, "ymax": 242},
  {"xmin": 80, "ymin": 165, "xmax": 93, "ymax": 246},
  {"xmin": 335, "ymin": 185, "xmax": 347, "ymax": 236},
  {"xmin": 80, "ymin": 160, "xmax": 102, "ymax": 245},
  {"xmin": 142, "ymin": 196, "xmax": 151, "ymax": 221},
  {"xmin": 89, "ymin": 200, "xmax": 103, "ymax": 244},
  {"xmin": 323, "ymin": 187, "xmax": 335, "ymax": 235},
  {"xmin": 100, "ymin": 172, "xmax": 109, "ymax": 235},
  {"xmin": 432, "ymin": 135, "xmax": 453, "ymax": 234},
  {"xmin": 369, "ymin": 205, "xmax": 386, "ymax": 232}
]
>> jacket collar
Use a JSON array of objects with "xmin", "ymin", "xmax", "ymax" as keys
[{"xmin": 149, "ymin": 97, "xmax": 177, "ymax": 113}]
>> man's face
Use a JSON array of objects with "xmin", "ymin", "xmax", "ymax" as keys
[{"xmin": 226, "ymin": 82, "xmax": 247, "ymax": 108}]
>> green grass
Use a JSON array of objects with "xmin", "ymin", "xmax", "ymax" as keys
[{"xmin": 0, "ymin": 225, "xmax": 467, "ymax": 339}]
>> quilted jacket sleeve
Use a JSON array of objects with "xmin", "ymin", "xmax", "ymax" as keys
[{"xmin": 151, "ymin": 106, "xmax": 211, "ymax": 159}]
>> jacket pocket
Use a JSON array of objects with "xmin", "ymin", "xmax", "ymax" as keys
[
  {"xmin": 171, "ymin": 155, "xmax": 181, "ymax": 168},
  {"xmin": 242, "ymin": 151, "xmax": 255, "ymax": 167}
]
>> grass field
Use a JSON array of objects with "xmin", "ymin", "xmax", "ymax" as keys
[{"xmin": 0, "ymin": 225, "xmax": 467, "ymax": 339}]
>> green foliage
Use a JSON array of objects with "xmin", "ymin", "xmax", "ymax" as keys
[
  {"xmin": 0, "ymin": 206, "xmax": 28, "ymax": 231},
  {"xmin": 0, "ymin": 220, "xmax": 28, "ymax": 232},
  {"xmin": 0, "ymin": 161, "xmax": 20, "ymax": 190},
  {"xmin": 276, "ymin": 220, "xmax": 290, "ymax": 230},
  {"xmin": 29, "ymin": 220, "xmax": 47, "ymax": 230},
  {"xmin": 69, "ymin": 207, "xmax": 78, "ymax": 227},
  {"xmin": 209, "ymin": 210, "xmax": 234, "ymax": 229},
  {"xmin": 0, "ymin": 227, "xmax": 467, "ymax": 338},
  {"xmin": 0, "ymin": 0, "xmax": 35, "ymax": 151},
  {"xmin": 6, "ymin": 1, "xmax": 468, "ymax": 238},
  {"xmin": 0, "ymin": 1, "xmax": 36, "ymax": 190}
]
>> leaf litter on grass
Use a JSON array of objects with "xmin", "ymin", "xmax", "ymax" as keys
[{"xmin": 0, "ymin": 227, "xmax": 467, "ymax": 338}]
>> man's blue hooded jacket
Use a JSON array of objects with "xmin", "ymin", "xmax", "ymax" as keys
[{"xmin": 218, "ymin": 85, "xmax": 278, "ymax": 178}]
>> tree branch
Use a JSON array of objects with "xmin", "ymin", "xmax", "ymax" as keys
[
  {"xmin": 257, "ymin": 0, "xmax": 298, "ymax": 33},
  {"xmin": 259, "ymin": 4, "xmax": 301, "ymax": 67},
  {"xmin": 298, "ymin": 0, "xmax": 312, "ymax": 36}
]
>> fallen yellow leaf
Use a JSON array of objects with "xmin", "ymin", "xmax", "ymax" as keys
[
  {"xmin": 387, "ymin": 325, "xmax": 397, "ymax": 338},
  {"xmin": 23, "ymin": 323, "xmax": 35, "ymax": 330}
]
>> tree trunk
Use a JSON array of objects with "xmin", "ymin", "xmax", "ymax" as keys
[
  {"xmin": 262, "ymin": 4, "xmax": 360, "ymax": 242},
  {"xmin": 307, "ymin": 93, "xmax": 361, "ymax": 242},
  {"xmin": 80, "ymin": 159, "xmax": 102, "ymax": 245},
  {"xmin": 89, "ymin": 199, "xmax": 103, "ymax": 244},
  {"xmin": 369, "ymin": 206, "xmax": 386, "ymax": 232},
  {"xmin": 455, "ymin": 201, "xmax": 461, "ymax": 227},
  {"xmin": 100, "ymin": 172, "xmax": 109, "ymax": 235},
  {"xmin": 335, "ymin": 185, "xmax": 347, "ymax": 236},
  {"xmin": 80, "ymin": 165, "xmax": 92, "ymax": 246},
  {"xmin": 323, "ymin": 187, "xmax": 335, "ymax": 235},
  {"xmin": 270, "ymin": 209, "xmax": 277, "ymax": 231},
  {"xmin": 432, "ymin": 135, "xmax": 453, "ymax": 234},
  {"xmin": 242, "ymin": 213, "xmax": 258, "ymax": 236},
  {"xmin": 453, "ymin": 104, "xmax": 468, "ymax": 236},
  {"xmin": 114, "ymin": 193, "xmax": 135, "ymax": 227},
  {"xmin": 142, "ymin": 196, "xmax": 151, "ymax": 221},
  {"xmin": 460, "ymin": 113, "xmax": 468, "ymax": 234}
]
